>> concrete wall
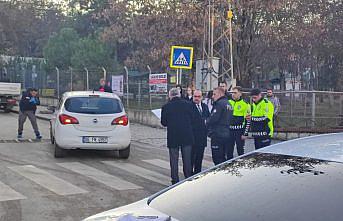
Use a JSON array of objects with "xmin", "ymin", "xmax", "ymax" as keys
[
  {"xmin": 273, "ymin": 131, "xmax": 319, "ymax": 141},
  {"xmin": 127, "ymin": 109, "xmax": 325, "ymax": 140},
  {"xmin": 127, "ymin": 109, "xmax": 163, "ymax": 128}
]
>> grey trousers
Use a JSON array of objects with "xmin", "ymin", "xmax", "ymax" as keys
[
  {"xmin": 18, "ymin": 111, "xmax": 39, "ymax": 135},
  {"xmin": 169, "ymin": 145, "xmax": 192, "ymax": 185}
]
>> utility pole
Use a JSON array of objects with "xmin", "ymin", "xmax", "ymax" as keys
[
  {"xmin": 200, "ymin": 0, "xmax": 235, "ymax": 90},
  {"xmin": 228, "ymin": 2, "xmax": 235, "ymax": 88}
]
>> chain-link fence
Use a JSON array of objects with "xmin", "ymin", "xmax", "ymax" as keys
[
  {"xmin": 2, "ymin": 61, "xmax": 343, "ymax": 132},
  {"xmin": 238, "ymin": 91, "xmax": 343, "ymax": 131},
  {"xmin": 273, "ymin": 91, "xmax": 343, "ymax": 131}
]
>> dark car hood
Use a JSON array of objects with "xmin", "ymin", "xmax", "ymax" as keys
[{"xmin": 149, "ymin": 152, "xmax": 343, "ymax": 221}]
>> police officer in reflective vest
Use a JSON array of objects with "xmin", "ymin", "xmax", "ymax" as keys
[
  {"xmin": 227, "ymin": 86, "xmax": 250, "ymax": 159},
  {"xmin": 249, "ymin": 89, "xmax": 274, "ymax": 149}
]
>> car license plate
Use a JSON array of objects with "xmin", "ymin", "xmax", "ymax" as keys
[{"xmin": 82, "ymin": 137, "xmax": 108, "ymax": 143}]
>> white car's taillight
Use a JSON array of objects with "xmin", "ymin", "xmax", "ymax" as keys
[
  {"xmin": 111, "ymin": 115, "xmax": 129, "ymax": 126},
  {"xmin": 59, "ymin": 114, "xmax": 79, "ymax": 125}
]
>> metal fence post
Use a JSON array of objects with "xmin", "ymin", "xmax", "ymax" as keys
[
  {"xmin": 311, "ymin": 92, "xmax": 316, "ymax": 128},
  {"xmin": 84, "ymin": 67, "xmax": 89, "ymax": 90},
  {"xmin": 124, "ymin": 66, "xmax": 129, "ymax": 108},
  {"xmin": 147, "ymin": 65, "xmax": 152, "ymax": 109},
  {"xmin": 55, "ymin": 67, "xmax": 60, "ymax": 99},
  {"xmin": 69, "ymin": 67, "xmax": 73, "ymax": 91},
  {"xmin": 138, "ymin": 81, "xmax": 141, "ymax": 108},
  {"xmin": 102, "ymin": 67, "xmax": 107, "ymax": 81}
]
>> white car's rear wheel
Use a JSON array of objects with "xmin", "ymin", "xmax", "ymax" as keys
[
  {"xmin": 118, "ymin": 145, "xmax": 130, "ymax": 159},
  {"xmin": 54, "ymin": 143, "xmax": 66, "ymax": 158}
]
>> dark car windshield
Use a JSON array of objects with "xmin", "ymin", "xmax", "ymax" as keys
[
  {"xmin": 149, "ymin": 153, "xmax": 343, "ymax": 221},
  {"xmin": 64, "ymin": 97, "xmax": 122, "ymax": 114}
]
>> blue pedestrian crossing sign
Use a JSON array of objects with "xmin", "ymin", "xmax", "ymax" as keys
[{"xmin": 170, "ymin": 46, "xmax": 194, "ymax": 70}]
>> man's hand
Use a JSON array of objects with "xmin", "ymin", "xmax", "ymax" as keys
[{"xmin": 241, "ymin": 135, "xmax": 248, "ymax": 140}]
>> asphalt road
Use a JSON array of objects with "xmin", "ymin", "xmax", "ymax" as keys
[
  {"xmin": 0, "ymin": 112, "xmax": 178, "ymax": 221},
  {"xmin": 0, "ymin": 111, "xmax": 279, "ymax": 221}
]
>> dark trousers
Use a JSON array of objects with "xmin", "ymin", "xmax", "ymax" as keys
[
  {"xmin": 18, "ymin": 110, "xmax": 40, "ymax": 135},
  {"xmin": 254, "ymin": 137, "xmax": 271, "ymax": 149},
  {"xmin": 169, "ymin": 145, "xmax": 192, "ymax": 185},
  {"xmin": 211, "ymin": 137, "xmax": 226, "ymax": 165},
  {"xmin": 191, "ymin": 145, "xmax": 205, "ymax": 175},
  {"xmin": 227, "ymin": 130, "xmax": 245, "ymax": 160}
]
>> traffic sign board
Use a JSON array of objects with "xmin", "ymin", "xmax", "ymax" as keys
[{"xmin": 170, "ymin": 46, "xmax": 194, "ymax": 70}]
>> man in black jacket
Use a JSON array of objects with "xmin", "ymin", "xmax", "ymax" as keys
[
  {"xmin": 191, "ymin": 90, "xmax": 210, "ymax": 174},
  {"xmin": 207, "ymin": 87, "xmax": 233, "ymax": 165},
  {"xmin": 18, "ymin": 88, "xmax": 42, "ymax": 139},
  {"xmin": 161, "ymin": 88, "xmax": 196, "ymax": 184}
]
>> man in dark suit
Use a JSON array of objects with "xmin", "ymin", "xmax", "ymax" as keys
[
  {"xmin": 191, "ymin": 90, "xmax": 210, "ymax": 174},
  {"xmin": 161, "ymin": 88, "xmax": 196, "ymax": 184}
]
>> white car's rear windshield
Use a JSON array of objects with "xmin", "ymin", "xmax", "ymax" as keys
[{"xmin": 64, "ymin": 97, "xmax": 122, "ymax": 114}]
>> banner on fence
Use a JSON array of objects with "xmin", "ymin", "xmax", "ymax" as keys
[
  {"xmin": 149, "ymin": 73, "xmax": 168, "ymax": 94},
  {"xmin": 111, "ymin": 75, "xmax": 124, "ymax": 96}
]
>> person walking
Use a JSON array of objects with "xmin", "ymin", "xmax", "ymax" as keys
[
  {"xmin": 161, "ymin": 88, "xmax": 196, "ymax": 184},
  {"xmin": 191, "ymin": 90, "xmax": 210, "ymax": 174},
  {"xmin": 17, "ymin": 88, "xmax": 42, "ymax": 140},
  {"xmin": 98, "ymin": 78, "xmax": 113, "ymax": 93},
  {"xmin": 250, "ymin": 88, "xmax": 274, "ymax": 149},
  {"xmin": 207, "ymin": 87, "xmax": 232, "ymax": 165},
  {"xmin": 227, "ymin": 86, "xmax": 250, "ymax": 159}
]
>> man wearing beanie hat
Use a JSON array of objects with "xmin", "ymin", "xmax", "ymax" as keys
[{"xmin": 249, "ymin": 88, "xmax": 274, "ymax": 149}]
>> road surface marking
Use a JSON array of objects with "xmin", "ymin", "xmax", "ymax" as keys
[
  {"xmin": 0, "ymin": 181, "xmax": 26, "ymax": 202},
  {"xmin": 102, "ymin": 161, "xmax": 170, "ymax": 185},
  {"xmin": 57, "ymin": 162, "xmax": 142, "ymax": 191},
  {"xmin": 143, "ymin": 158, "xmax": 214, "ymax": 171},
  {"xmin": 8, "ymin": 165, "xmax": 87, "ymax": 196},
  {"xmin": 142, "ymin": 159, "xmax": 172, "ymax": 170}
]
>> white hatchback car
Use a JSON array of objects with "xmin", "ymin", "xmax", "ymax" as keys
[{"xmin": 50, "ymin": 91, "xmax": 131, "ymax": 158}]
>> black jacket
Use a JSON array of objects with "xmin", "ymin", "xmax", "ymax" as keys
[
  {"xmin": 184, "ymin": 96, "xmax": 193, "ymax": 102},
  {"xmin": 19, "ymin": 91, "xmax": 40, "ymax": 112},
  {"xmin": 207, "ymin": 96, "xmax": 233, "ymax": 139},
  {"xmin": 192, "ymin": 102, "xmax": 210, "ymax": 147},
  {"xmin": 98, "ymin": 85, "xmax": 113, "ymax": 93},
  {"xmin": 161, "ymin": 97, "xmax": 195, "ymax": 148}
]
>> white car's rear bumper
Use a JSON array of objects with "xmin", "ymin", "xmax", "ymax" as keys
[{"xmin": 54, "ymin": 124, "xmax": 131, "ymax": 150}]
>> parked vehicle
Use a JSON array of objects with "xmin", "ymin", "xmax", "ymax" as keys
[
  {"xmin": 84, "ymin": 133, "xmax": 343, "ymax": 221},
  {"xmin": 50, "ymin": 91, "xmax": 131, "ymax": 158},
  {"xmin": 0, "ymin": 82, "xmax": 21, "ymax": 112}
]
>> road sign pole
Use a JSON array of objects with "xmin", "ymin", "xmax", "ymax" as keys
[
  {"xmin": 176, "ymin": 69, "xmax": 179, "ymax": 85},
  {"xmin": 179, "ymin": 69, "xmax": 182, "ymax": 85}
]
